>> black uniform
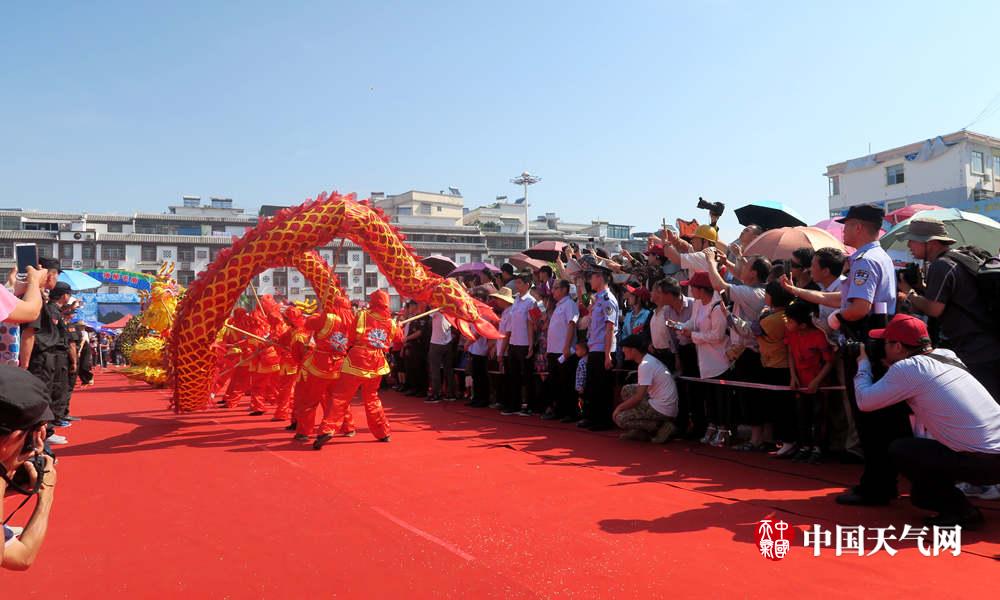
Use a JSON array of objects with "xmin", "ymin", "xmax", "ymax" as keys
[{"xmin": 27, "ymin": 301, "xmax": 71, "ymax": 421}]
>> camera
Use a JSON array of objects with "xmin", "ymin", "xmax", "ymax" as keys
[
  {"xmin": 8, "ymin": 454, "xmax": 47, "ymax": 496},
  {"xmin": 697, "ymin": 197, "xmax": 725, "ymax": 217},
  {"xmin": 897, "ymin": 262, "xmax": 923, "ymax": 292},
  {"xmin": 842, "ymin": 334, "xmax": 888, "ymax": 380}
]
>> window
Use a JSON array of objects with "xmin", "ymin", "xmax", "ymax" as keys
[
  {"xmin": 972, "ymin": 151, "xmax": 985, "ymax": 174},
  {"xmin": 212, "ymin": 224, "xmax": 226, "ymax": 233},
  {"xmin": 141, "ymin": 245, "xmax": 157, "ymax": 262},
  {"xmin": 61, "ymin": 244, "xmax": 74, "ymax": 259},
  {"xmin": 608, "ymin": 224, "xmax": 630, "ymax": 239},
  {"xmin": 177, "ymin": 270, "xmax": 195, "ymax": 286},
  {"xmin": 0, "ymin": 245, "xmax": 11, "ymax": 259},
  {"xmin": 177, "ymin": 247, "xmax": 195, "ymax": 262},
  {"xmin": 397, "ymin": 206, "xmax": 412, "ymax": 216},
  {"xmin": 106, "ymin": 223, "xmax": 123, "ymax": 233},
  {"xmin": 102, "ymin": 244, "xmax": 125, "ymax": 260},
  {"xmin": 418, "ymin": 203, "xmax": 431, "ymax": 215},
  {"xmin": 364, "ymin": 272, "xmax": 378, "ymax": 289},
  {"xmin": 196, "ymin": 249, "xmax": 208, "ymax": 260},
  {"xmin": 82, "ymin": 245, "xmax": 95, "ymax": 259},
  {"xmin": 161, "ymin": 249, "xmax": 173, "ymax": 259},
  {"xmin": 886, "ymin": 164, "xmax": 904, "ymax": 185},
  {"xmin": 993, "ymin": 153, "xmax": 1000, "ymax": 179},
  {"xmin": 23, "ymin": 222, "xmax": 57, "ymax": 231},
  {"xmin": 210, "ymin": 247, "xmax": 221, "ymax": 261},
  {"xmin": 436, "ymin": 206, "xmax": 442, "ymax": 212},
  {"xmin": 0, "ymin": 216, "xmax": 20, "ymax": 230},
  {"xmin": 272, "ymin": 270, "xmax": 288, "ymax": 288},
  {"xmin": 177, "ymin": 225, "xmax": 201, "ymax": 236},
  {"xmin": 37, "ymin": 245, "xmax": 53, "ymax": 259},
  {"xmin": 829, "ymin": 176, "xmax": 840, "ymax": 196}
]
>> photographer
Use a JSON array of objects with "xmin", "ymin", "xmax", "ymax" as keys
[
  {"xmin": 854, "ymin": 315, "xmax": 1000, "ymax": 530},
  {"xmin": 900, "ymin": 218, "xmax": 1000, "ymax": 401},
  {"xmin": 1, "ymin": 365, "xmax": 58, "ymax": 570}
]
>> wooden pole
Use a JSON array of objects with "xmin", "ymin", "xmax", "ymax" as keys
[
  {"xmin": 399, "ymin": 306, "xmax": 441, "ymax": 326},
  {"xmin": 223, "ymin": 323, "xmax": 289, "ymax": 350}
]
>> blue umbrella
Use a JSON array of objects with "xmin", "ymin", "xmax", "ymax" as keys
[
  {"xmin": 735, "ymin": 201, "xmax": 807, "ymax": 230},
  {"xmin": 58, "ymin": 270, "xmax": 104, "ymax": 291}
]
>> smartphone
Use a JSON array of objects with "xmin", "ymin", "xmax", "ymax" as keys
[{"xmin": 15, "ymin": 243, "xmax": 38, "ymax": 275}]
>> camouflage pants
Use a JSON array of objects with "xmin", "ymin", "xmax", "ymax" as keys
[{"xmin": 614, "ymin": 384, "xmax": 671, "ymax": 432}]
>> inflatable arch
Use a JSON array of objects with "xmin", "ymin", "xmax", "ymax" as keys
[{"xmin": 169, "ymin": 191, "xmax": 501, "ymax": 412}]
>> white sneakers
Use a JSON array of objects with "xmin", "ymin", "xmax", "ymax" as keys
[{"xmin": 47, "ymin": 434, "xmax": 68, "ymax": 445}]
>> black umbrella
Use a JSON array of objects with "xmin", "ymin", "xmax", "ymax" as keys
[
  {"xmin": 421, "ymin": 255, "xmax": 457, "ymax": 277},
  {"xmin": 734, "ymin": 201, "xmax": 807, "ymax": 230}
]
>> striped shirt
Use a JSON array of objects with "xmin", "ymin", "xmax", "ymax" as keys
[{"xmin": 855, "ymin": 349, "xmax": 1000, "ymax": 454}]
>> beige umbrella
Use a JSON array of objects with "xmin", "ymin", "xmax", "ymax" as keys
[{"xmin": 742, "ymin": 226, "xmax": 846, "ymax": 261}]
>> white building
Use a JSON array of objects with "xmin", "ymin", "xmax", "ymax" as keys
[
  {"xmin": 825, "ymin": 130, "xmax": 1000, "ymax": 221},
  {"xmin": 463, "ymin": 200, "xmax": 634, "ymax": 261},
  {"xmin": 0, "ymin": 194, "xmax": 488, "ymax": 311}
]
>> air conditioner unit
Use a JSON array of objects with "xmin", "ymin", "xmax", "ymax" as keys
[
  {"xmin": 107, "ymin": 260, "xmax": 119, "ymax": 269},
  {"xmin": 180, "ymin": 262, "xmax": 192, "ymax": 271},
  {"xmin": 352, "ymin": 268, "xmax": 362, "ymax": 276},
  {"xmin": 353, "ymin": 287, "xmax": 362, "ymax": 294},
  {"xmin": 290, "ymin": 287, "xmax": 300, "ymax": 295},
  {"xmin": 95, "ymin": 261, "xmax": 106, "ymax": 268}
]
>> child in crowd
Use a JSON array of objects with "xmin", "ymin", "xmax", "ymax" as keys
[
  {"xmin": 784, "ymin": 300, "xmax": 835, "ymax": 463},
  {"xmin": 573, "ymin": 340, "xmax": 589, "ymax": 421},
  {"xmin": 753, "ymin": 280, "xmax": 793, "ymax": 455}
]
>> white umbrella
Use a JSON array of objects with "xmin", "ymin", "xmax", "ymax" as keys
[{"xmin": 879, "ymin": 208, "xmax": 1000, "ymax": 253}]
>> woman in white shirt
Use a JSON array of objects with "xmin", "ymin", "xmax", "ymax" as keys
[{"xmin": 669, "ymin": 271, "xmax": 731, "ymax": 445}]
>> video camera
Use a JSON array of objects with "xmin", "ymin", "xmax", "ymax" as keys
[{"xmin": 697, "ymin": 197, "xmax": 725, "ymax": 217}]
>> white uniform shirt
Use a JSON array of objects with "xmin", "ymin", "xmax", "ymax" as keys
[
  {"xmin": 508, "ymin": 293, "xmax": 537, "ymax": 347},
  {"xmin": 546, "ymin": 295, "xmax": 579, "ymax": 355}
]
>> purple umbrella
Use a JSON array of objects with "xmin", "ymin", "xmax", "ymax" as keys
[{"xmin": 449, "ymin": 261, "xmax": 501, "ymax": 276}]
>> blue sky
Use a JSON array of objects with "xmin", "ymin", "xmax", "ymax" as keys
[{"xmin": 4, "ymin": 1, "xmax": 1000, "ymax": 236}]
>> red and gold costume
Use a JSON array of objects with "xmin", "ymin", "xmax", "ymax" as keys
[
  {"xmin": 293, "ymin": 296, "xmax": 356, "ymax": 437},
  {"xmin": 272, "ymin": 305, "xmax": 305, "ymax": 421},
  {"xmin": 220, "ymin": 309, "xmax": 256, "ymax": 408},
  {"xmin": 315, "ymin": 290, "xmax": 401, "ymax": 447},
  {"xmin": 247, "ymin": 298, "xmax": 282, "ymax": 414}
]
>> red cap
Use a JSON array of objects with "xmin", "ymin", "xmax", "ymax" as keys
[
  {"xmin": 869, "ymin": 314, "xmax": 930, "ymax": 347},
  {"xmin": 625, "ymin": 285, "xmax": 650, "ymax": 302},
  {"xmin": 680, "ymin": 271, "xmax": 712, "ymax": 289},
  {"xmin": 645, "ymin": 245, "xmax": 666, "ymax": 257}
]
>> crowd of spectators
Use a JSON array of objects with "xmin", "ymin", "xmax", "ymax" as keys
[{"xmin": 391, "ymin": 206, "xmax": 1000, "ymax": 530}]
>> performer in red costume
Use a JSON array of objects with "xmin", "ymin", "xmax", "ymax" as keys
[
  {"xmin": 292, "ymin": 295, "xmax": 357, "ymax": 442},
  {"xmin": 210, "ymin": 317, "xmax": 238, "ymax": 402},
  {"xmin": 220, "ymin": 308, "xmax": 256, "ymax": 408},
  {"xmin": 314, "ymin": 289, "xmax": 401, "ymax": 450},
  {"xmin": 246, "ymin": 297, "xmax": 282, "ymax": 416},
  {"xmin": 271, "ymin": 304, "xmax": 305, "ymax": 422}
]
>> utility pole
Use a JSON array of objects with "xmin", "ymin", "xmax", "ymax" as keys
[{"xmin": 510, "ymin": 171, "xmax": 541, "ymax": 250}]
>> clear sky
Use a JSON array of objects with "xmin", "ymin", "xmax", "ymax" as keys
[{"xmin": 4, "ymin": 1, "xmax": 1000, "ymax": 237}]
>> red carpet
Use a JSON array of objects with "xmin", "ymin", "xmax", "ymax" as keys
[{"xmin": 3, "ymin": 370, "xmax": 998, "ymax": 597}]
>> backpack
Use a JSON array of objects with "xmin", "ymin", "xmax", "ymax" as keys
[{"xmin": 944, "ymin": 248, "xmax": 1000, "ymax": 338}]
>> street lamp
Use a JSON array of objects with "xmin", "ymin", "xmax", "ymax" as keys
[{"xmin": 510, "ymin": 171, "xmax": 541, "ymax": 249}]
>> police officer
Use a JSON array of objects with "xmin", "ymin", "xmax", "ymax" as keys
[
  {"xmin": 830, "ymin": 204, "xmax": 911, "ymax": 506},
  {"xmin": 578, "ymin": 260, "xmax": 619, "ymax": 431},
  {"xmin": 22, "ymin": 280, "xmax": 74, "ymax": 445}
]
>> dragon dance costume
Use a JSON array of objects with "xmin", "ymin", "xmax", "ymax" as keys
[
  {"xmin": 314, "ymin": 290, "xmax": 401, "ymax": 449},
  {"xmin": 293, "ymin": 296, "xmax": 356, "ymax": 438}
]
